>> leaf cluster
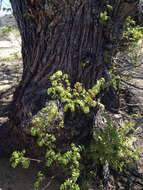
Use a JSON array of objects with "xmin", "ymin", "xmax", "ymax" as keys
[
  {"xmin": 100, "ymin": 4, "xmax": 113, "ymax": 25},
  {"xmin": 122, "ymin": 16, "xmax": 143, "ymax": 50},
  {"xmin": 10, "ymin": 71, "xmax": 140, "ymax": 189},
  {"xmin": 31, "ymin": 99, "xmax": 82, "ymax": 189},
  {"xmin": 86, "ymin": 114, "xmax": 139, "ymax": 171},
  {"xmin": 48, "ymin": 71, "xmax": 105, "ymax": 114},
  {"xmin": 10, "ymin": 150, "xmax": 30, "ymax": 169}
]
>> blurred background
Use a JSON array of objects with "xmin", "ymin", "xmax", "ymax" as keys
[{"xmin": 0, "ymin": 0, "xmax": 12, "ymax": 17}]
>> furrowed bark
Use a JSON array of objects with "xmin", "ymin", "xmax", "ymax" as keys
[{"xmin": 9, "ymin": 0, "xmax": 138, "ymax": 141}]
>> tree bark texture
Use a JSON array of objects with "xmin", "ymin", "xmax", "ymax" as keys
[{"xmin": 9, "ymin": 0, "xmax": 138, "ymax": 138}]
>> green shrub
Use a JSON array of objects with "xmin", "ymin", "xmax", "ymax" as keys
[
  {"xmin": 122, "ymin": 16, "xmax": 143, "ymax": 50},
  {"xmin": 0, "ymin": 25, "xmax": 13, "ymax": 38},
  {"xmin": 86, "ymin": 113, "xmax": 139, "ymax": 171},
  {"xmin": 10, "ymin": 71, "xmax": 139, "ymax": 189}
]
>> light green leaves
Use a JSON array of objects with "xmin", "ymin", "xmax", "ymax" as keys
[
  {"xmin": 10, "ymin": 150, "xmax": 30, "ymax": 169},
  {"xmin": 100, "ymin": 11, "xmax": 109, "ymax": 25},
  {"xmin": 34, "ymin": 172, "xmax": 45, "ymax": 190},
  {"xmin": 122, "ymin": 16, "xmax": 143, "ymax": 50},
  {"xmin": 86, "ymin": 113, "xmax": 139, "ymax": 171},
  {"xmin": 106, "ymin": 5, "xmax": 113, "ymax": 11},
  {"xmin": 48, "ymin": 71, "xmax": 105, "ymax": 114}
]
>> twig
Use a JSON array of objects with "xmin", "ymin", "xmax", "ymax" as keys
[
  {"xmin": 41, "ymin": 176, "xmax": 56, "ymax": 190},
  {"xmin": 127, "ymin": 103, "xmax": 143, "ymax": 106},
  {"xmin": 119, "ymin": 73, "xmax": 143, "ymax": 79},
  {"xmin": 23, "ymin": 157, "xmax": 42, "ymax": 163},
  {"xmin": 121, "ymin": 80, "xmax": 143, "ymax": 90},
  {"xmin": 131, "ymin": 76, "xmax": 143, "ymax": 80}
]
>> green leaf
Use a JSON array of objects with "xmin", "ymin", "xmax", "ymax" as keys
[
  {"xmin": 64, "ymin": 104, "xmax": 69, "ymax": 112},
  {"xmin": 83, "ymin": 106, "xmax": 90, "ymax": 114},
  {"xmin": 13, "ymin": 151, "xmax": 19, "ymax": 159},
  {"xmin": 107, "ymin": 5, "xmax": 113, "ymax": 11},
  {"xmin": 55, "ymin": 70, "xmax": 63, "ymax": 77},
  {"xmin": 31, "ymin": 127, "xmax": 37, "ymax": 136},
  {"xmin": 22, "ymin": 160, "xmax": 30, "ymax": 168}
]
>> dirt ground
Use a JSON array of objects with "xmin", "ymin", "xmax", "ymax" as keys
[
  {"xmin": 0, "ymin": 30, "xmax": 22, "ymax": 124},
  {"xmin": 0, "ymin": 157, "xmax": 60, "ymax": 190}
]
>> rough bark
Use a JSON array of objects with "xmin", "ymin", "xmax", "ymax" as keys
[
  {"xmin": 137, "ymin": 0, "xmax": 143, "ymax": 24},
  {"xmin": 7, "ymin": 0, "xmax": 138, "ymax": 148}
]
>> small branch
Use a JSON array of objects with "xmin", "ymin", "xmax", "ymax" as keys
[
  {"xmin": 120, "ymin": 73, "xmax": 143, "ymax": 80},
  {"xmin": 23, "ymin": 157, "xmax": 42, "ymax": 163},
  {"xmin": 131, "ymin": 76, "xmax": 143, "ymax": 80},
  {"xmin": 41, "ymin": 176, "xmax": 56, "ymax": 190},
  {"xmin": 121, "ymin": 80, "xmax": 143, "ymax": 90},
  {"xmin": 126, "ymin": 103, "xmax": 143, "ymax": 106}
]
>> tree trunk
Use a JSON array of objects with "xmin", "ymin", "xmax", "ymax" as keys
[{"xmin": 8, "ymin": 0, "xmax": 138, "ymax": 145}]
